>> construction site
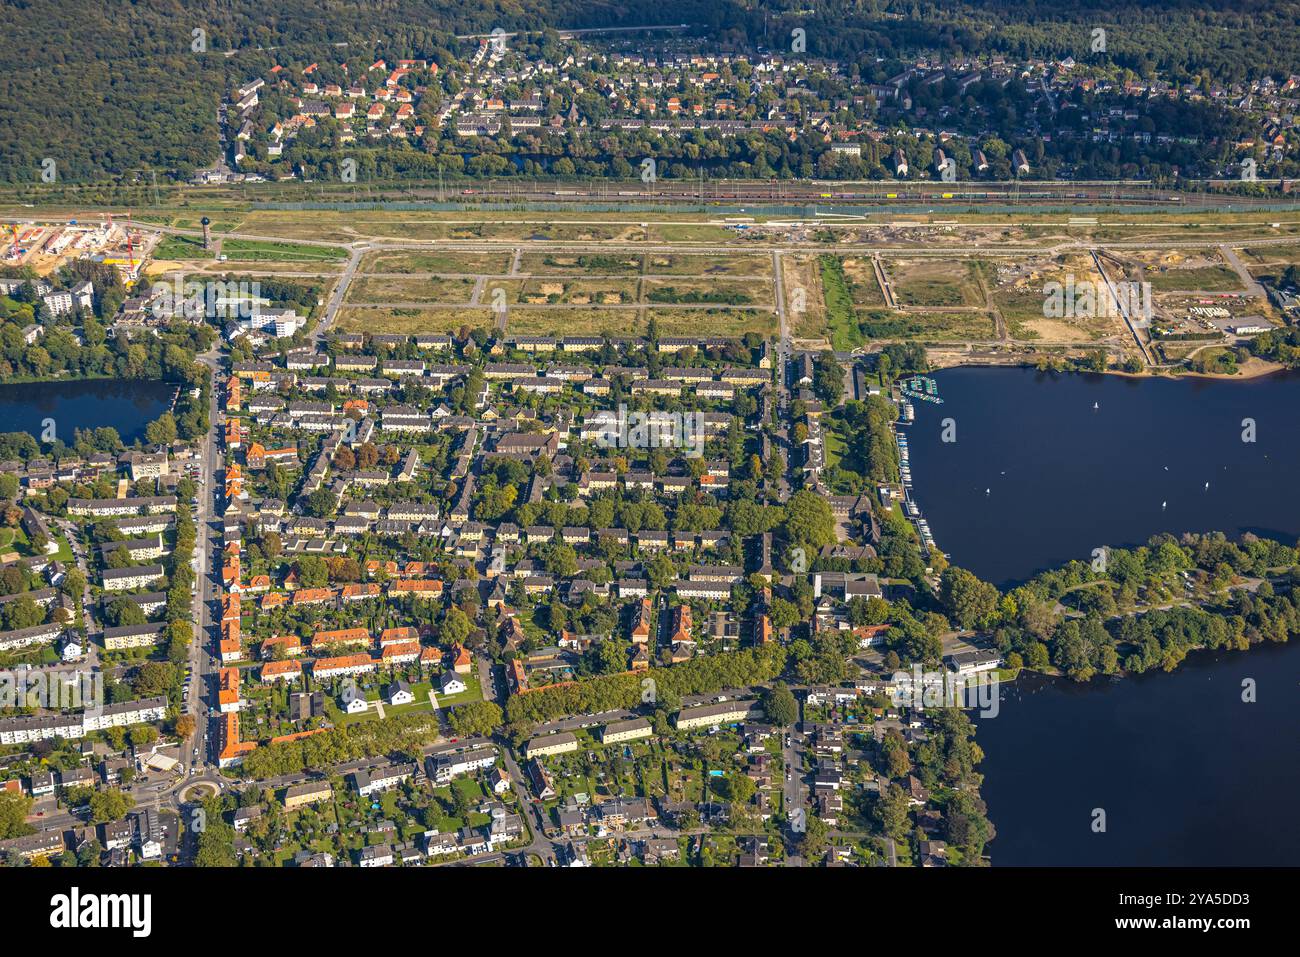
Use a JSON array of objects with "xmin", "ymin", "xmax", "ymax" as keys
[{"xmin": 0, "ymin": 217, "xmax": 156, "ymax": 283}]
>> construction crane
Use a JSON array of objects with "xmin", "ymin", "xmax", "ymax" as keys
[{"xmin": 125, "ymin": 210, "xmax": 136, "ymax": 273}]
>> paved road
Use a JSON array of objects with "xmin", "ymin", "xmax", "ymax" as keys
[
  {"xmin": 348, "ymin": 300, "xmax": 776, "ymax": 311},
  {"xmin": 54, "ymin": 517, "xmax": 100, "ymax": 671},
  {"xmin": 497, "ymin": 746, "xmax": 557, "ymax": 865},
  {"xmin": 1092, "ymin": 249, "xmax": 1154, "ymax": 365},
  {"xmin": 313, "ymin": 246, "xmax": 364, "ymax": 344},
  {"xmin": 246, "ymin": 269, "xmax": 770, "ymax": 281},
  {"xmin": 772, "ymin": 249, "xmax": 794, "ymax": 502},
  {"xmin": 1219, "ymin": 243, "xmax": 1267, "ymax": 298},
  {"xmin": 23, "ymin": 216, "xmax": 1300, "ymax": 259},
  {"xmin": 772, "ymin": 249, "xmax": 789, "ymax": 354},
  {"xmin": 883, "ymin": 836, "xmax": 898, "ymax": 867},
  {"xmin": 183, "ymin": 347, "xmax": 224, "ymax": 780},
  {"xmin": 780, "ymin": 690, "xmax": 811, "ymax": 865}
]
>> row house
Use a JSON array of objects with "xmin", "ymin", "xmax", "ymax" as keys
[
  {"xmin": 0, "ymin": 621, "xmax": 63, "ymax": 653},
  {"xmin": 67, "ymin": 496, "xmax": 176, "ymax": 517},
  {"xmin": 674, "ymin": 579, "xmax": 731, "ymax": 601},
  {"xmin": 261, "ymin": 660, "xmax": 303, "ymax": 684},
  {"xmin": 102, "ymin": 622, "xmax": 165, "ymax": 651},
  {"xmin": 100, "ymin": 534, "xmax": 167, "ymax": 563},
  {"xmin": 310, "ymin": 627, "xmax": 371, "ymax": 653},
  {"xmin": 101, "ymin": 564, "xmax": 165, "ymax": 592},
  {"xmin": 260, "ymin": 634, "xmax": 302, "ymax": 659},
  {"xmin": 312, "ymin": 654, "xmax": 378, "ymax": 680}
]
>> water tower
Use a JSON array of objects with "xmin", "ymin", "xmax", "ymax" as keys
[{"xmin": 201, "ymin": 216, "xmax": 212, "ymax": 250}]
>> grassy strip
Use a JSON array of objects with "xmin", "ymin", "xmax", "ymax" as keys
[
  {"xmin": 219, "ymin": 239, "xmax": 348, "ymax": 262},
  {"xmin": 819, "ymin": 254, "xmax": 861, "ymax": 350}
]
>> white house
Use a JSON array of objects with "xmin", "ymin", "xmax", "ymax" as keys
[
  {"xmin": 439, "ymin": 671, "xmax": 467, "ymax": 696},
  {"xmin": 490, "ymin": 767, "xmax": 511, "ymax": 794},
  {"xmin": 427, "ymin": 746, "xmax": 496, "ymax": 784},
  {"xmin": 387, "ymin": 680, "xmax": 415, "ymax": 706},
  {"xmin": 358, "ymin": 844, "xmax": 393, "ymax": 867},
  {"xmin": 135, "ymin": 809, "xmax": 163, "ymax": 861},
  {"xmin": 944, "ymin": 650, "xmax": 1002, "ymax": 678}
]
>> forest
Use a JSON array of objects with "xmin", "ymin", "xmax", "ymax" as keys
[
  {"xmin": 741, "ymin": 1, "xmax": 1300, "ymax": 89},
  {"xmin": 3, "ymin": 1, "xmax": 1299, "ymax": 184},
  {"xmin": 949, "ymin": 531, "xmax": 1300, "ymax": 680},
  {"xmin": 0, "ymin": 0, "xmax": 717, "ymax": 183}
]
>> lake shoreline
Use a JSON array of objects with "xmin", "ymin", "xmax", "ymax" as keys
[
  {"xmin": 903, "ymin": 364, "xmax": 1300, "ymax": 865},
  {"xmin": 1004, "ymin": 628, "xmax": 1291, "ymax": 686},
  {"xmin": 0, "ymin": 378, "xmax": 178, "ymax": 446},
  {"xmin": 975, "ymin": 636, "xmax": 1300, "ymax": 866},
  {"xmin": 906, "ymin": 365, "xmax": 1300, "ymax": 588},
  {"xmin": 928, "ymin": 354, "xmax": 1287, "ymax": 381}
]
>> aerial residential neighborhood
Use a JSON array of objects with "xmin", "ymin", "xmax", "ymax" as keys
[
  {"xmin": 0, "ymin": 252, "xmax": 999, "ymax": 871},
  {"xmin": 214, "ymin": 32, "xmax": 1300, "ymax": 187},
  {"xmin": 0, "ymin": 4, "xmax": 1296, "ymax": 939}
]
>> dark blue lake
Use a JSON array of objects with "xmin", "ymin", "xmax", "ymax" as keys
[
  {"xmin": 974, "ymin": 639, "xmax": 1300, "ymax": 865},
  {"xmin": 907, "ymin": 367, "xmax": 1300, "ymax": 589},
  {"xmin": 907, "ymin": 367, "xmax": 1300, "ymax": 865},
  {"xmin": 0, "ymin": 379, "xmax": 175, "ymax": 445}
]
